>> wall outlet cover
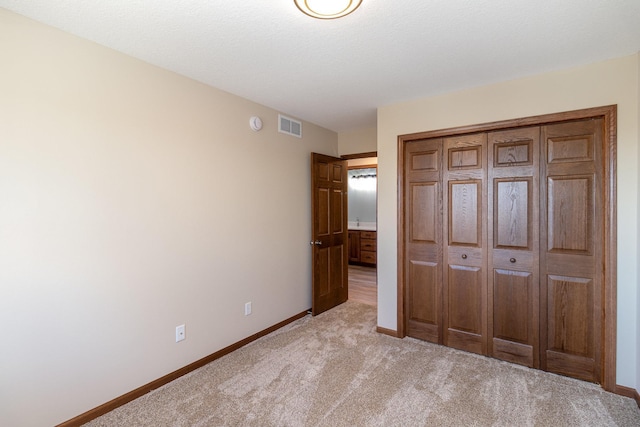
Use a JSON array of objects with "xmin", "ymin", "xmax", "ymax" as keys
[{"xmin": 176, "ymin": 324, "xmax": 185, "ymax": 342}]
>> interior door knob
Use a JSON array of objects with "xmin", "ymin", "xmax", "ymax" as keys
[{"xmin": 310, "ymin": 240, "xmax": 322, "ymax": 246}]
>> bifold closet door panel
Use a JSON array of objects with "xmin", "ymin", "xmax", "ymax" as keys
[
  {"xmin": 443, "ymin": 133, "xmax": 488, "ymax": 355},
  {"xmin": 404, "ymin": 138, "xmax": 443, "ymax": 343},
  {"xmin": 540, "ymin": 119, "xmax": 603, "ymax": 383},
  {"xmin": 487, "ymin": 127, "xmax": 540, "ymax": 368}
]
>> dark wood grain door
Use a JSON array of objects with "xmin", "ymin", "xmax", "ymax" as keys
[
  {"xmin": 403, "ymin": 138, "xmax": 443, "ymax": 343},
  {"xmin": 540, "ymin": 119, "xmax": 604, "ymax": 383},
  {"xmin": 311, "ymin": 153, "xmax": 348, "ymax": 316},
  {"xmin": 488, "ymin": 127, "xmax": 540, "ymax": 368},
  {"xmin": 443, "ymin": 133, "xmax": 488, "ymax": 355}
]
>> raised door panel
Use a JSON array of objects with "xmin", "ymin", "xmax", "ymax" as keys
[
  {"xmin": 547, "ymin": 176, "xmax": 592, "ymax": 254},
  {"xmin": 545, "ymin": 275, "xmax": 596, "ymax": 381},
  {"xmin": 443, "ymin": 133, "xmax": 487, "ymax": 355},
  {"xmin": 408, "ymin": 261, "xmax": 439, "ymax": 341},
  {"xmin": 547, "ymin": 275, "xmax": 593, "ymax": 356},
  {"xmin": 317, "ymin": 188, "xmax": 330, "ymax": 237},
  {"xmin": 492, "ymin": 269, "xmax": 534, "ymax": 366},
  {"xmin": 317, "ymin": 162, "xmax": 330, "ymax": 180},
  {"xmin": 446, "ymin": 264, "xmax": 484, "ymax": 354},
  {"xmin": 404, "ymin": 139, "xmax": 443, "ymax": 343},
  {"xmin": 330, "ymin": 245, "xmax": 346, "ymax": 298},
  {"xmin": 411, "ymin": 183, "xmax": 438, "ymax": 243},
  {"xmin": 540, "ymin": 119, "xmax": 603, "ymax": 383},
  {"xmin": 411, "ymin": 149, "xmax": 439, "ymax": 171},
  {"xmin": 448, "ymin": 265, "xmax": 482, "ymax": 333},
  {"xmin": 449, "ymin": 145, "xmax": 482, "ymax": 170},
  {"xmin": 493, "ymin": 270, "xmax": 531, "ymax": 341},
  {"xmin": 547, "ymin": 135, "xmax": 593, "ymax": 164},
  {"xmin": 316, "ymin": 246, "xmax": 329, "ymax": 297},
  {"xmin": 494, "ymin": 179, "xmax": 531, "ymax": 249},
  {"xmin": 332, "ymin": 163, "xmax": 344, "ymax": 183},
  {"xmin": 494, "ymin": 141, "xmax": 533, "ymax": 167},
  {"xmin": 487, "ymin": 127, "xmax": 539, "ymax": 368},
  {"xmin": 449, "ymin": 180, "xmax": 481, "ymax": 246},
  {"xmin": 332, "ymin": 189, "xmax": 344, "ymax": 234},
  {"xmin": 311, "ymin": 247, "xmax": 345, "ymax": 300}
]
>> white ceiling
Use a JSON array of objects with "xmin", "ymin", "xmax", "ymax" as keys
[{"xmin": 2, "ymin": 0, "xmax": 639, "ymax": 132}]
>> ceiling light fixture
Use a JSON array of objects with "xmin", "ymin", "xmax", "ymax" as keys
[{"xmin": 294, "ymin": 0, "xmax": 363, "ymax": 19}]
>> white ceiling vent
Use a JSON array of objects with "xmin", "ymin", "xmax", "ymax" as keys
[{"xmin": 278, "ymin": 114, "xmax": 302, "ymax": 138}]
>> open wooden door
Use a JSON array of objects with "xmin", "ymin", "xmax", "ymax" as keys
[{"xmin": 311, "ymin": 153, "xmax": 348, "ymax": 315}]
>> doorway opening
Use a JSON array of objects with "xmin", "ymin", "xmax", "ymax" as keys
[{"xmin": 343, "ymin": 152, "xmax": 378, "ymax": 307}]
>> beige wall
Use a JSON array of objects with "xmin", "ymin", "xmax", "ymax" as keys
[
  {"xmin": 0, "ymin": 10, "xmax": 337, "ymax": 427},
  {"xmin": 377, "ymin": 54, "xmax": 640, "ymax": 390},
  {"xmin": 338, "ymin": 126, "xmax": 377, "ymax": 155}
]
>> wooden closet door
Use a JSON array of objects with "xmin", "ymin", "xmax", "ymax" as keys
[
  {"xmin": 540, "ymin": 119, "xmax": 603, "ymax": 383},
  {"xmin": 404, "ymin": 138, "xmax": 443, "ymax": 343},
  {"xmin": 488, "ymin": 127, "xmax": 540, "ymax": 368},
  {"xmin": 443, "ymin": 133, "xmax": 488, "ymax": 355}
]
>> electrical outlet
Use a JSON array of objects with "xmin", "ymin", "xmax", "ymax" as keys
[
  {"xmin": 175, "ymin": 324, "xmax": 185, "ymax": 342},
  {"xmin": 244, "ymin": 302, "xmax": 252, "ymax": 316}
]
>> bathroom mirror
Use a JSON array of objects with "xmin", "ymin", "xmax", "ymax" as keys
[{"xmin": 348, "ymin": 166, "xmax": 376, "ymax": 230}]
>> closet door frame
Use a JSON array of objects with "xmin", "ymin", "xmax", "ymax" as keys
[{"xmin": 396, "ymin": 105, "xmax": 617, "ymax": 392}]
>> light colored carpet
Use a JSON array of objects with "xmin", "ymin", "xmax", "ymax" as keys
[{"xmin": 85, "ymin": 301, "xmax": 640, "ymax": 426}]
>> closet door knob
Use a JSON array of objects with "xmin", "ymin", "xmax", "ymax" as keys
[
  {"xmin": 510, "ymin": 258, "xmax": 516, "ymax": 263},
  {"xmin": 461, "ymin": 254, "xmax": 467, "ymax": 259}
]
